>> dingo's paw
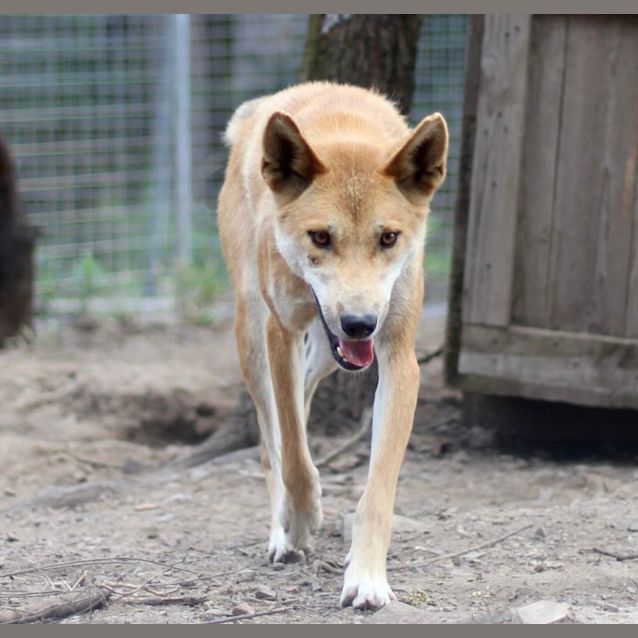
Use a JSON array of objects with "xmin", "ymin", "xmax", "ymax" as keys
[
  {"xmin": 340, "ymin": 563, "xmax": 396, "ymax": 610},
  {"xmin": 268, "ymin": 488, "xmax": 322, "ymax": 564},
  {"xmin": 268, "ymin": 525, "xmax": 305, "ymax": 564}
]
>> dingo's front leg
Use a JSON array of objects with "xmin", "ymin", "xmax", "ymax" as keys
[
  {"xmin": 340, "ymin": 344, "xmax": 419, "ymax": 609},
  {"xmin": 266, "ymin": 314, "xmax": 323, "ymax": 558}
]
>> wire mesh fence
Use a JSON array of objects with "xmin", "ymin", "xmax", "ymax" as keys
[{"xmin": 0, "ymin": 14, "xmax": 467, "ymax": 318}]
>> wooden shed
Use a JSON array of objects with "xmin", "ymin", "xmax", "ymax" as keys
[{"xmin": 446, "ymin": 15, "xmax": 638, "ymax": 421}]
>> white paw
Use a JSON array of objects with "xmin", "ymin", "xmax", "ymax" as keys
[
  {"xmin": 340, "ymin": 565, "xmax": 397, "ymax": 610},
  {"xmin": 268, "ymin": 488, "xmax": 323, "ymax": 564},
  {"xmin": 268, "ymin": 525, "xmax": 304, "ymax": 564}
]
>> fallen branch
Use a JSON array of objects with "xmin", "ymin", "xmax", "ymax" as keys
[
  {"xmin": 0, "ymin": 480, "xmax": 126, "ymax": 517},
  {"xmin": 416, "ymin": 346, "xmax": 443, "ymax": 366},
  {"xmin": 120, "ymin": 595, "xmax": 207, "ymax": 607},
  {"xmin": 0, "ymin": 587, "xmax": 110, "ymax": 624},
  {"xmin": 316, "ymin": 407, "xmax": 372, "ymax": 469},
  {"xmin": 167, "ymin": 391, "xmax": 260, "ymax": 471},
  {"xmin": 591, "ymin": 547, "xmax": 638, "ymax": 562},
  {"xmin": 389, "ymin": 523, "xmax": 533, "ymax": 571},
  {"xmin": 206, "ymin": 606, "xmax": 290, "ymax": 624}
]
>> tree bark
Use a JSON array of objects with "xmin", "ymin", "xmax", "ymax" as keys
[
  {"xmin": 303, "ymin": 14, "xmax": 423, "ymax": 432},
  {"xmin": 302, "ymin": 14, "xmax": 422, "ymax": 116},
  {"xmin": 0, "ymin": 136, "xmax": 36, "ymax": 345}
]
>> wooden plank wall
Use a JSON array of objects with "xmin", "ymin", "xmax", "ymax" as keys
[
  {"xmin": 512, "ymin": 16, "xmax": 567, "ymax": 328},
  {"xmin": 454, "ymin": 15, "xmax": 638, "ymax": 409},
  {"xmin": 512, "ymin": 16, "xmax": 638, "ymax": 338},
  {"xmin": 462, "ymin": 15, "xmax": 531, "ymax": 327}
]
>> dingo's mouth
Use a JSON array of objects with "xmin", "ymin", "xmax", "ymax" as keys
[{"xmin": 310, "ymin": 289, "xmax": 375, "ymax": 372}]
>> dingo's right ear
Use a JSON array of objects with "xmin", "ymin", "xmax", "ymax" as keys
[{"xmin": 262, "ymin": 111, "xmax": 327, "ymax": 201}]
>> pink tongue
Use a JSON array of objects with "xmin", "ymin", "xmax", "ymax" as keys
[{"xmin": 338, "ymin": 338, "xmax": 375, "ymax": 367}]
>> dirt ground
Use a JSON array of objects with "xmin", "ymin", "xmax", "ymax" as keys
[{"xmin": 1, "ymin": 310, "xmax": 638, "ymax": 624}]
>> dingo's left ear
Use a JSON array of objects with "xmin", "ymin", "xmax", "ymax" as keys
[
  {"xmin": 262, "ymin": 111, "xmax": 327, "ymax": 201},
  {"xmin": 383, "ymin": 113, "xmax": 448, "ymax": 200}
]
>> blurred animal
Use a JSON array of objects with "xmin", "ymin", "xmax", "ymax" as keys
[
  {"xmin": 0, "ymin": 136, "xmax": 35, "ymax": 344},
  {"xmin": 218, "ymin": 82, "xmax": 448, "ymax": 609}
]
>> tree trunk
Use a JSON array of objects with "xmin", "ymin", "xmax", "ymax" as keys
[
  {"xmin": 303, "ymin": 14, "xmax": 423, "ymax": 432},
  {"xmin": 302, "ymin": 14, "xmax": 422, "ymax": 116},
  {"xmin": 0, "ymin": 136, "xmax": 36, "ymax": 346}
]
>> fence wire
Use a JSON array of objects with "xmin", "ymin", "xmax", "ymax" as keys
[{"xmin": 0, "ymin": 14, "xmax": 467, "ymax": 317}]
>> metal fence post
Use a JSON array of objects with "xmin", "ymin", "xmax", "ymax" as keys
[{"xmin": 175, "ymin": 14, "xmax": 193, "ymax": 268}]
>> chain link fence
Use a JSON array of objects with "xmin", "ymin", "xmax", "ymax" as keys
[{"xmin": 0, "ymin": 14, "xmax": 467, "ymax": 318}]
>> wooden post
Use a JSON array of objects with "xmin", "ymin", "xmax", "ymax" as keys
[{"xmin": 444, "ymin": 16, "xmax": 484, "ymax": 385}]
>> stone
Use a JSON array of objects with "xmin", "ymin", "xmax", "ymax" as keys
[
  {"xmin": 255, "ymin": 587, "xmax": 277, "ymax": 601},
  {"xmin": 515, "ymin": 600, "xmax": 571, "ymax": 624},
  {"xmin": 235, "ymin": 569, "xmax": 256, "ymax": 583},
  {"xmin": 232, "ymin": 603, "xmax": 255, "ymax": 616}
]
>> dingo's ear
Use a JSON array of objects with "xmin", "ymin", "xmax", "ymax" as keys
[
  {"xmin": 383, "ymin": 113, "xmax": 448, "ymax": 200},
  {"xmin": 262, "ymin": 111, "xmax": 327, "ymax": 200}
]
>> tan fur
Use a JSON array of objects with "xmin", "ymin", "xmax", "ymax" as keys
[{"xmin": 218, "ymin": 81, "xmax": 448, "ymax": 609}]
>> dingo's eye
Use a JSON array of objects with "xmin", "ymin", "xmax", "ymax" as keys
[
  {"xmin": 380, "ymin": 231, "xmax": 399, "ymax": 248},
  {"xmin": 309, "ymin": 230, "xmax": 331, "ymax": 248}
]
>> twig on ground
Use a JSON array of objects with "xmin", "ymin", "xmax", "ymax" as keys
[
  {"xmin": 592, "ymin": 547, "xmax": 638, "ymax": 562},
  {"xmin": 316, "ymin": 407, "xmax": 372, "ymax": 469},
  {"xmin": 0, "ymin": 589, "xmax": 67, "ymax": 599},
  {"xmin": 144, "ymin": 586, "xmax": 180, "ymax": 597},
  {"xmin": 71, "ymin": 455, "xmax": 121, "ymax": 471},
  {"xmin": 106, "ymin": 562, "xmax": 179, "ymax": 603},
  {"xmin": 389, "ymin": 523, "xmax": 533, "ymax": 571},
  {"xmin": 313, "ymin": 560, "xmax": 341, "ymax": 575},
  {"xmin": 0, "ymin": 587, "xmax": 110, "ymax": 624},
  {"xmin": 416, "ymin": 346, "xmax": 443, "ymax": 366},
  {"xmin": 224, "ymin": 538, "xmax": 264, "ymax": 551},
  {"xmin": 70, "ymin": 570, "xmax": 87, "ymax": 592},
  {"xmin": 0, "ymin": 556, "xmax": 200, "ymax": 580},
  {"xmin": 120, "ymin": 595, "xmax": 207, "ymax": 607},
  {"xmin": 206, "ymin": 606, "xmax": 290, "ymax": 624},
  {"xmin": 100, "ymin": 563, "xmax": 249, "ymax": 601}
]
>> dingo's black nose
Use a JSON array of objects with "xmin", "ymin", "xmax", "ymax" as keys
[{"xmin": 340, "ymin": 314, "xmax": 377, "ymax": 339}]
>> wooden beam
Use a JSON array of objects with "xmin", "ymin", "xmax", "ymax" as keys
[{"xmin": 457, "ymin": 324, "xmax": 638, "ymax": 410}]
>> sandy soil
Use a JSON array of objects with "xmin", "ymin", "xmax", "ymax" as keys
[{"xmin": 1, "ymin": 313, "xmax": 638, "ymax": 624}]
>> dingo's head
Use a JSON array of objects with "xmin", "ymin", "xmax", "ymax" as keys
[{"xmin": 261, "ymin": 110, "xmax": 448, "ymax": 371}]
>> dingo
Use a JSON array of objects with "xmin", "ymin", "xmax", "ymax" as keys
[{"xmin": 218, "ymin": 82, "xmax": 448, "ymax": 609}]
